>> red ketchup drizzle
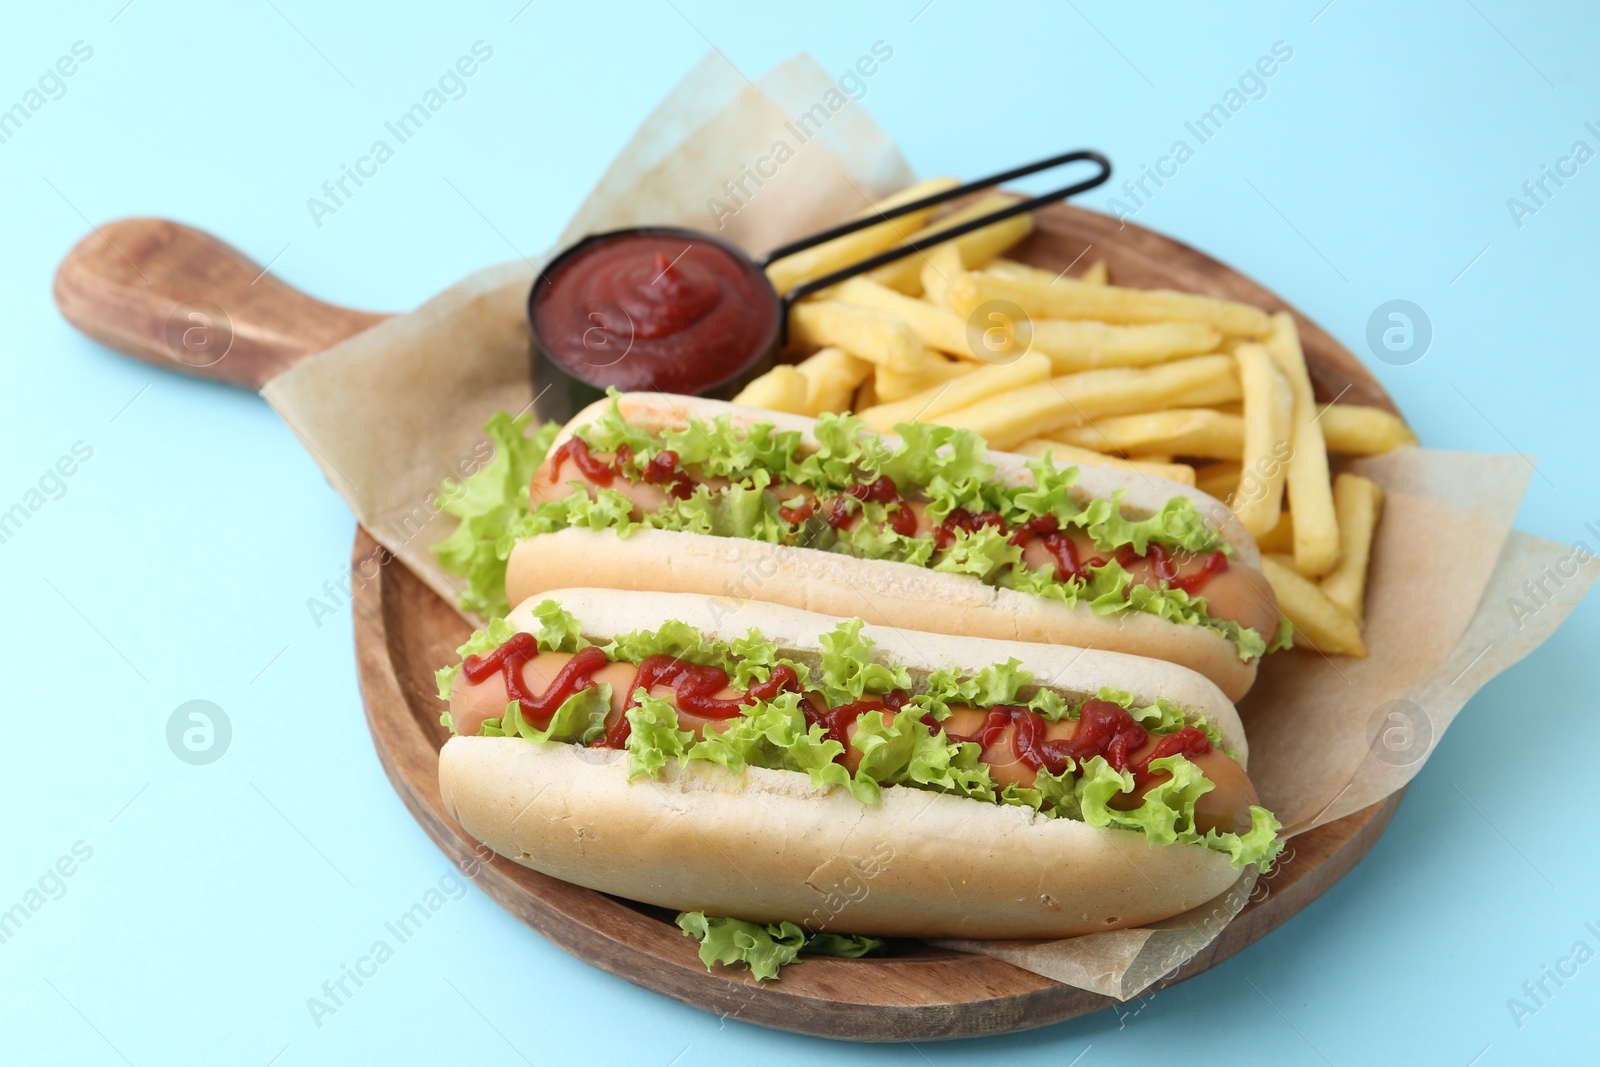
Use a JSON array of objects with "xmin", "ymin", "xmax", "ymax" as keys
[
  {"xmin": 943, "ymin": 707, "xmax": 1076, "ymax": 776},
  {"xmin": 1008, "ymin": 515, "xmax": 1110, "ymax": 583},
  {"xmin": 943, "ymin": 699, "xmax": 1212, "ymax": 786},
  {"xmin": 1063, "ymin": 698, "xmax": 1151, "ymax": 771},
  {"xmin": 1167, "ymin": 549, "xmax": 1229, "ymax": 594},
  {"xmin": 639, "ymin": 448, "xmax": 695, "ymax": 500},
  {"xmin": 601, "ymin": 655, "xmax": 745, "ymax": 749},
  {"xmin": 932, "ymin": 507, "xmax": 1007, "ymax": 549},
  {"xmin": 779, "ymin": 500, "xmax": 815, "ymax": 525},
  {"xmin": 805, "ymin": 690, "xmax": 909, "ymax": 751},
  {"xmin": 827, "ymin": 476, "xmax": 911, "ymax": 531},
  {"xmin": 747, "ymin": 663, "xmax": 802, "ymax": 702},
  {"xmin": 549, "ymin": 437, "xmax": 616, "ymax": 485},
  {"xmin": 1132, "ymin": 726, "xmax": 1213, "ymax": 782},
  {"xmin": 461, "ymin": 637, "xmax": 610, "ymax": 729}
]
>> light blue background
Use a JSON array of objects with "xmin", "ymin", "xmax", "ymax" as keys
[{"xmin": 3, "ymin": 1, "xmax": 1596, "ymax": 1063}]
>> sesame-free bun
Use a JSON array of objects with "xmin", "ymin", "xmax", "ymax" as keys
[
  {"xmin": 438, "ymin": 589, "xmax": 1249, "ymax": 939},
  {"xmin": 507, "ymin": 393, "xmax": 1272, "ymax": 700}
]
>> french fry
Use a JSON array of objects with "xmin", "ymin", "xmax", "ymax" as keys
[
  {"xmin": 832, "ymin": 276, "xmax": 994, "ymax": 359},
  {"xmin": 860, "ymin": 354, "xmax": 1052, "ymax": 432},
  {"xmin": 1266, "ymin": 312, "xmax": 1339, "ymax": 576},
  {"xmin": 866, "ymin": 194, "xmax": 1031, "ymax": 294},
  {"xmin": 1262, "ymin": 555, "xmax": 1367, "ymax": 657},
  {"xmin": 731, "ymin": 365, "xmax": 808, "ymax": 413},
  {"xmin": 1253, "ymin": 511, "xmax": 1295, "ymax": 555},
  {"xmin": 788, "ymin": 301, "xmax": 930, "ymax": 375},
  {"xmin": 1021, "ymin": 319, "xmax": 1223, "ymax": 373},
  {"xmin": 920, "ymin": 242, "xmax": 966, "ymax": 309},
  {"xmin": 1320, "ymin": 474, "xmax": 1385, "ymax": 622},
  {"xmin": 987, "ymin": 257, "xmax": 1109, "ymax": 287},
  {"xmin": 947, "ymin": 271, "xmax": 1273, "ymax": 336},
  {"xmin": 854, "ymin": 376, "xmax": 878, "ymax": 412},
  {"xmin": 795, "ymin": 346, "xmax": 872, "ymax": 415},
  {"xmin": 1050, "ymin": 408, "xmax": 1245, "ymax": 460},
  {"xmin": 1193, "ymin": 461, "xmax": 1241, "ymax": 503},
  {"xmin": 872, "ymin": 353, "xmax": 979, "ymax": 402},
  {"xmin": 765, "ymin": 177, "xmax": 960, "ymax": 295},
  {"xmin": 935, "ymin": 354, "xmax": 1241, "ymax": 451},
  {"xmin": 1015, "ymin": 439, "xmax": 1195, "ymax": 485},
  {"xmin": 1231, "ymin": 343, "xmax": 1292, "ymax": 536},
  {"xmin": 1317, "ymin": 403, "xmax": 1420, "ymax": 454}
]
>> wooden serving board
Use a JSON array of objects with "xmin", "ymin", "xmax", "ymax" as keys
[{"xmin": 54, "ymin": 204, "xmax": 1406, "ymax": 1042}]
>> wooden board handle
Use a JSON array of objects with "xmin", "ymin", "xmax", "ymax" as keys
[{"xmin": 52, "ymin": 217, "xmax": 390, "ymax": 391}]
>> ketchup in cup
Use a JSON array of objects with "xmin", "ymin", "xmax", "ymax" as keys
[
  {"xmin": 526, "ymin": 149, "xmax": 1113, "ymax": 422},
  {"xmin": 529, "ymin": 229, "xmax": 781, "ymax": 420}
]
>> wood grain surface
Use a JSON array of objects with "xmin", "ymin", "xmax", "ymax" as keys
[{"xmin": 53, "ymin": 217, "xmax": 388, "ymax": 390}]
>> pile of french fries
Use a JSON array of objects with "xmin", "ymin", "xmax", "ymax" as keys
[{"xmin": 734, "ymin": 179, "xmax": 1421, "ymax": 657}]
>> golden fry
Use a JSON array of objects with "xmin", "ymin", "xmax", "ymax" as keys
[
  {"xmin": 867, "ymin": 194, "xmax": 1031, "ymax": 295},
  {"xmin": 1051, "ymin": 408, "xmax": 1245, "ymax": 460},
  {"xmin": 860, "ymin": 354, "xmax": 1052, "ymax": 432},
  {"xmin": 795, "ymin": 346, "xmax": 872, "ymax": 415},
  {"xmin": 1317, "ymin": 404, "xmax": 1420, "ymax": 454},
  {"xmin": 935, "ymin": 354, "xmax": 1241, "ymax": 451},
  {"xmin": 1262, "ymin": 555, "xmax": 1367, "ymax": 657},
  {"xmin": 832, "ymin": 276, "xmax": 994, "ymax": 359},
  {"xmin": 920, "ymin": 242, "xmax": 966, "ymax": 309},
  {"xmin": 788, "ymin": 301, "xmax": 930, "ymax": 375},
  {"xmin": 731, "ymin": 365, "xmax": 808, "ymax": 413},
  {"xmin": 765, "ymin": 177, "xmax": 960, "ymax": 295},
  {"xmin": 1253, "ymin": 511, "xmax": 1295, "ymax": 555},
  {"xmin": 1266, "ymin": 312, "xmax": 1339, "ymax": 576},
  {"xmin": 946, "ymin": 271, "xmax": 1273, "ymax": 336},
  {"xmin": 854, "ymin": 376, "xmax": 878, "ymax": 412},
  {"xmin": 1015, "ymin": 439, "xmax": 1195, "ymax": 485},
  {"xmin": 1320, "ymin": 474, "xmax": 1385, "ymax": 623},
  {"xmin": 1193, "ymin": 460, "xmax": 1242, "ymax": 503},
  {"xmin": 872, "ymin": 353, "xmax": 979, "ymax": 403},
  {"xmin": 1231, "ymin": 343, "xmax": 1293, "ymax": 536},
  {"xmin": 1021, "ymin": 319, "xmax": 1223, "ymax": 373},
  {"xmin": 987, "ymin": 257, "xmax": 1110, "ymax": 286}
]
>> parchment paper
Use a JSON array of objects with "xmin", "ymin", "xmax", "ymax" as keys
[{"xmin": 261, "ymin": 53, "xmax": 1595, "ymax": 1003}]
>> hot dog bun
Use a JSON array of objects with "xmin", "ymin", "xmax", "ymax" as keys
[
  {"xmin": 439, "ymin": 589, "xmax": 1251, "ymax": 939},
  {"xmin": 506, "ymin": 393, "xmax": 1273, "ymax": 701}
]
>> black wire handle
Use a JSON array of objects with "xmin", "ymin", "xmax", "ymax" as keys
[{"xmin": 761, "ymin": 148, "xmax": 1112, "ymax": 306}]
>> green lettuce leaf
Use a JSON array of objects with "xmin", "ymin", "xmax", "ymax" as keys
[
  {"xmin": 850, "ymin": 708, "xmax": 997, "ymax": 803},
  {"xmin": 816, "ymin": 620, "xmax": 911, "ymax": 705},
  {"xmin": 1204, "ymin": 805, "xmax": 1285, "ymax": 871},
  {"xmin": 431, "ymin": 413, "xmax": 560, "ymax": 618},
  {"xmin": 503, "ymin": 684, "xmax": 611, "ymax": 745},
  {"xmin": 606, "ymin": 619, "xmax": 731, "ymax": 672},
  {"xmin": 1080, "ymin": 491, "xmax": 1222, "ymax": 556},
  {"xmin": 686, "ymin": 692, "xmax": 869, "ymax": 801},
  {"xmin": 530, "ymin": 599, "xmax": 587, "ymax": 653},
  {"xmin": 674, "ymin": 912, "xmax": 885, "ymax": 981},
  {"xmin": 932, "ymin": 526, "xmax": 1022, "ymax": 582},
  {"xmin": 624, "ymin": 691, "xmax": 695, "ymax": 779}
]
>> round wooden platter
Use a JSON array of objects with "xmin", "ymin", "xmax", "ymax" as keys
[
  {"xmin": 53, "ymin": 203, "xmax": 1406, "ymax": 1043},
  {"xmin": 352, "ymin": 203, "xmax": 1407, "ymax": 1042}
]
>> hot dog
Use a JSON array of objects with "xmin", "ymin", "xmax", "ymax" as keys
[
  {"xmin": 503, "ymin": 393, "xmax": 1287, "ymax": 701},
  {"xmin": 437, "ymin": 588, "xmax": 1282, "ymax": 942}
]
